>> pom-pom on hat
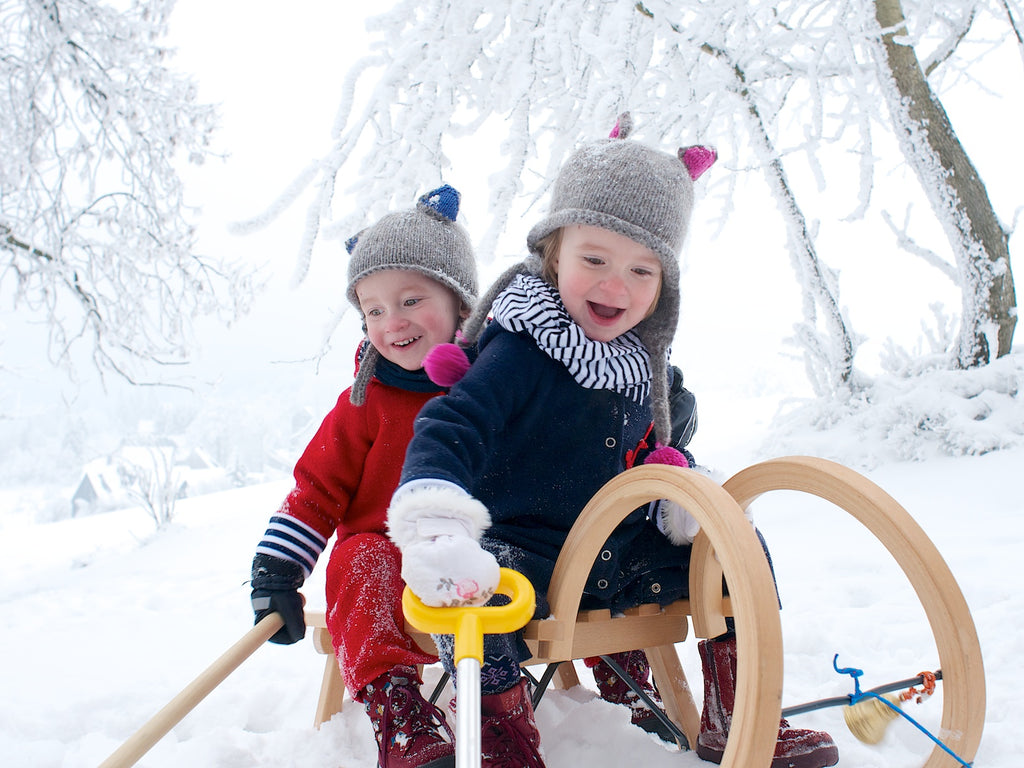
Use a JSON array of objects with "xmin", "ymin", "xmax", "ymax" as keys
[
  {"xmin": 461, "ymin": 114, "xmax": 715, "ymax": 446},
  {"xmin": 345, "ymin": 184, "xmax": 478, "ymax": 405}
]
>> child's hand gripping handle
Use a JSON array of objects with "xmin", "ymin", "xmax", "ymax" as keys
[
  {"xmin": 402, "ymin": 568, "xmax": 536, "ymax": 662},
  {"xmin": 404, "ymin": 569, "xmax": 535, "ymax": 768}
]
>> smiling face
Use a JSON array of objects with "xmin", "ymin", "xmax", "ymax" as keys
[
  {"xmin": 355, "ymin": 269, "xmax": 465, "ymax": 371},
  {"xmin": 553, "ymin": 224, "xmax": 663, "ymax": 342}
]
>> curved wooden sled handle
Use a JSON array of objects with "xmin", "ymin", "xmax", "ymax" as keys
[
  {"xmin": 720, "ymin": 456, "xmax": 985, "ymax": 768},
  {"xmin": 546, "ymin": 464, "xmax": 784, "ymax": 768},
  {"xmin": 97, "ymin": 612, "xmax": 286, "ymax": 768}
]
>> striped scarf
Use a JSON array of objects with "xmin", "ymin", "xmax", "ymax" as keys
[{"xmin": 490, "ymin": 273, "xmax": 652, "ymax": 403}]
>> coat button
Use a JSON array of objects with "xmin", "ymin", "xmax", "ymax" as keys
[
  {"xmin": 605, "ymin": 437, "xmax": 616, "ymax": 448},
  {"xmin": 600, "ymin": 549, "xmax": 612, "ymax": 561}
]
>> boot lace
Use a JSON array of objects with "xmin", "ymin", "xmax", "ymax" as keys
[
  {"xmin": 374, "ymin": 678, "xmax": 452, "ymax": 761},
  {"xmin": 481, "ymin": 717, "xmax": 545, "ymax": 768}
]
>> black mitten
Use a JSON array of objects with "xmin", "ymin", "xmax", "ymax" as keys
[{"xmin": 251, "ymin": 553, "xmax": 306, "ymax": 645}]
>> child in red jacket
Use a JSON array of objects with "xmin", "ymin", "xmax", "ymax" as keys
[{"xmin": 248, "ymin": 185, "xmax": 477, "ymax": 768}]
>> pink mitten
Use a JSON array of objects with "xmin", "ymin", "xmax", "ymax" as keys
[{"xmin": 423, "ymin": 343, "xmax": 471, "ymax": 387}]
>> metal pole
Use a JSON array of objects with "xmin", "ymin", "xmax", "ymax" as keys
[{"xmin": 455, "ymin": 656, "xmax": 482, "ymax": 768}]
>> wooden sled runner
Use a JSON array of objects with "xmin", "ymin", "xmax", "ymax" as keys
[
  {"xmin": 308, "ymin": 456, "xmax": 986, "ymax": 767},
  {"xmin": 721, "ymin": 456, "xmax": 985, "ymax": 768}
]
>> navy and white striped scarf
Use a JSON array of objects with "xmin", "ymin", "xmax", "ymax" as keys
[{"xmin": 490, "ymin": 273, "xmax": 652, "ymax": 403}]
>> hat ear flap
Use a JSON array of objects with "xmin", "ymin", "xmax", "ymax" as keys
[
  {"xmin": 349, "ymin": 344, "xmax": 380, "ymax": 406},
  {"xmin": 679, "ymin": 145, "xmax": 717, "ymax": 180}
]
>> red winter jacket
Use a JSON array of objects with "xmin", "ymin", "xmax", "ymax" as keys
[
  {"xmin": 252, "ymin": 361, "xmax": 447, "ymax": 696},
  {"xmin": 267, "ymin": 376, "xmax": 444, "ymax": 572}
]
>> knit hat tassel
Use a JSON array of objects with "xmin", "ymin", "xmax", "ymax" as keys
[
  {"xmin": 650, "ymin": 363, "xmax": 672, "ymax": 447},
  {"xmin": 350, "ymin": 344, "xmax": 382, "ymax": 406}
]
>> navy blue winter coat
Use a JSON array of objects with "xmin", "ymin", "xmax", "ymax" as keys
[{"xmin": 401, "ymin": 322, "xmax": 693, "ymax": 612}]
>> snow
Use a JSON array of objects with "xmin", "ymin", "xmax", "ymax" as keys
[
  {"xmin": 3, "ymin": 2, "xmax": 1023, "ymax": 767},
  {"xmin": 2, "ymin": 379, "xmax": 1021, "ymax": 767}
]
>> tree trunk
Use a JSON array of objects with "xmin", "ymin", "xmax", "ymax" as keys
[
  {"xmin": 873, "ymin": 0, "xmax": 1017, "ymax": 366},
  {"xmin": 704, "ymin": 45, "xmax": 856, "ymax": 395}
]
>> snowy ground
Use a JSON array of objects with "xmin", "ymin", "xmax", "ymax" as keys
[
  {"xmin": 2, "ymin": 363, "xmax": 1020, "ymax": 768},
  {"xmin": 3, "ymin": 1, "xmax": 1021, "ymax": 765}
]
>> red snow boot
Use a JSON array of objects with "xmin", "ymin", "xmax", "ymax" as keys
[
  {"xmin": 587, "ymin": 650, "xmax": 676, "ymax": 742},
  {"xmin": 363, "ymin": 666, "xmax": 455, "ymax": 768},
  {"xmin": 479, "ymin": 677, "xmax": 546, "ymax": 767},
  {"xmin": 696, "ymin": 636, "xmax": 839, "ymax": 768}
]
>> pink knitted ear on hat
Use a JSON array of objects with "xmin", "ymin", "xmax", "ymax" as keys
[
  {"xmin": 680, "ymin": 145, "xmax": 717, "ymax": 180},
  {"xmin": 609, "ymin": 112, "xmax": 634, "ymax": 139}
]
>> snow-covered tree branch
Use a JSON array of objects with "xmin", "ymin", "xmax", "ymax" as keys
[
  {"xmin": 256, "ymin": 0, "xmax": 1016, "ymax": 393},
  {"xmin": 1, "ymin": 0, "xmax": 255, "ymax": 383},
  {"xmin": 117, "ymin": 446, "xmax": 182, "ymax": 528}
]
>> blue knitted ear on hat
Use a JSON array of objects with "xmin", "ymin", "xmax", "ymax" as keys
[
  {"xmin": 417, "ymin": 184, "xmax": 461, "ymax": 223},
  {"xmin": 345, "ymin": 232, "xmax": 361, "ymax": 254}
]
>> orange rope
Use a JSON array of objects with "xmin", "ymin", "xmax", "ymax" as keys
[{"xmin": 899, "ymin": 670, "xmax": 937, "ymax": 704}]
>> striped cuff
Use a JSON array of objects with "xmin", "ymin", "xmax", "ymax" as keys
[{"xmin": 254, "ymin": 514, "xmax": 329, "ymax": 579}]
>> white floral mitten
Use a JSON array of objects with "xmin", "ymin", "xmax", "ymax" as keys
[
  {"xmin": 656, "ymin": 498, "xmax": 703, "ymax": 545},
  {"xmin": 650, "ymin": 461, "xmax": 755, "ymax": 545},
  {"xmin": 388, "ymin": 481, "xmax": 500, "ymax": 607}
]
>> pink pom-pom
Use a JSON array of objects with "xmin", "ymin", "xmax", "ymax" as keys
[
  {"xmin": 643, "ymin": 445, "xmax": 690, "ymax": 468},
  {"xmin": 423, "ymin": 343, "xmax": 471, "ymax": 387}
]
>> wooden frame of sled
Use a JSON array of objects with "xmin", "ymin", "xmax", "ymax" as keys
[{"xmin": 307, "ymin": 456, "xmax": 985, "ymax": 768}]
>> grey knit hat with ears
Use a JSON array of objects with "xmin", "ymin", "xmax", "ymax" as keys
[
  {"xmin": 462, "ymin": 113, "xmax": 715, "ymax": 446},
  {"xmin": 345, "ymin": 184, "xmax": 478, "ymax": 405}
]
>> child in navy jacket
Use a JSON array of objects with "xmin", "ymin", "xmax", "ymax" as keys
[
  {"xmin": 249, "ymin": 185, "xmax": 477, "ymax": 768},
  {"xmin": 387, "ymin": 117, "xmax": 839, "ymax": 768}
]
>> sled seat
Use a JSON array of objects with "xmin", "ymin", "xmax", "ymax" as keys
[
  {"xmin": 305, "ymin": 463, "xmax": 780, "ymax": 757},
  {"xmin": 305, "ymin": 592, "xmax": 728, "ymax": 743},
  {"xmin": 305, "ymin": 609, "xmax": 434, "ymax": 730}
]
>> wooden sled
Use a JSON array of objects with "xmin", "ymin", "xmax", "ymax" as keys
[{"xmin": 307, "ymin": 456, "xmax": 985, "ymax": 768}]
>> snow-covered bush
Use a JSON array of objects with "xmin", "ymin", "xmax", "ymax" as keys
[{"xmin": 766, "ymin": 350, "xmax": 1024, "ymax": 468}]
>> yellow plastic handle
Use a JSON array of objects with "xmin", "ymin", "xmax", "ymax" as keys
[{"xmin": 402, "ymin": 568, "xmax": 536, "ymax": 664}]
